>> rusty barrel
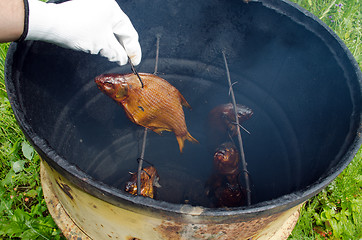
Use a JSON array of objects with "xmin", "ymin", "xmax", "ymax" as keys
[{"xmin": 5, "ymin": 0, "xmax": 362, "ymax": 239}]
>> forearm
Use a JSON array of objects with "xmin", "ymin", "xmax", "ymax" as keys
[{"xmin": 0, "ymin": 0, "xmax": 25, "ymax": 42}]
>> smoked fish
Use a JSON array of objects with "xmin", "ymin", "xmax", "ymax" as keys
[
  {"xmin": 205, "ymin": 142, "xmax": 246, "ymax": 207},
  {"xmin": 95, "ymin": 73, "xmax": 198, "ymax": 152},
  {"xmin": 208, "ymin": 103, "xmax": 253, "ymax": 137},
  {"xmin": 124, "ymin": 166, "xmax": 161, "ymax": 199},
  {"xmin": 213, "ymin": 142, "xmax": 240, "ymax": 175}
]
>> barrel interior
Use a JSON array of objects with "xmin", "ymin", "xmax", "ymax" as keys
[{"xmin": 7, "ymin": 0, "xmax": 361, "ymax": 208}]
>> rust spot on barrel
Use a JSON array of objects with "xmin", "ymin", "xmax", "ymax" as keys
[
  {"xmin": 154, "ymin": 213, "xmax": 281, "ymax": 239},
  {"xmin": 126, "ymin": 236, "xmax": 141, "ymax": 240},
  {"xmin": 193, "ymin": 214, "xmax": 280, "ymax": 239},
  {"xmin": 56, "ymin": 180, "xmax": 74, "ymax": 200},
  {"xmin": 154, "ymin": 221, "xmax": 183, "ymax": 240}
]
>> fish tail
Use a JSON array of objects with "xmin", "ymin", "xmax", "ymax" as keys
[{"xmin": 176, "ymin": 132, "xmax": 199, "ymax": 153}]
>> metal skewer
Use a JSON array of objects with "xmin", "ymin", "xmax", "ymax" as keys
[
  {"xmin": 129, "ymin": 58, "xmax": 144, "ymax": 88},
  {"xmin": 222, "ymin": 51, "xmax": 252, "ymax": 206},
  {"xmin": 153, "ymin": 34, "xmax": 161, "ymax": 75},
  {"xmin": 137, "ymin": 128, "xmax": 148, "ymax": 195},
  {"xmin": 121, "ymin": 39, "xmax": 144, "ymax": 88},
  {"xmin": 136, "ymin": 35, "xmax": 161, "ymax": 196}
]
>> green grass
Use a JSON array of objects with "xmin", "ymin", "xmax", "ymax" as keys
[{"xmin": 0, "ymin": 0, "xmax": 361, "ymax": 239}]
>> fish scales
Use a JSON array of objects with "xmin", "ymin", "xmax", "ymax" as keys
[
  {"xmin": 95, "ymin": 73, "xmax": 198, "ymax": 152},
  {"xmin": 131, "ymin": 78, "xmax": 183, "ymax": 132}
]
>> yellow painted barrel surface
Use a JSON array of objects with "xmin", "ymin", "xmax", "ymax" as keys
[{"xmin": 41, "ymin": 160, "xmax": 301, "ymax": 240}]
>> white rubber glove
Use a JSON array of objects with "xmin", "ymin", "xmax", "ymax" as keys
[{"xmin": 24, "ymin": 0, "xmax": 142, "ymax": 66}]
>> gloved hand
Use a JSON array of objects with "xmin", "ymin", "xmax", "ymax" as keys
[{"xmin": 23, "ymin": 0, "xmax": 141, "ymax": 66}]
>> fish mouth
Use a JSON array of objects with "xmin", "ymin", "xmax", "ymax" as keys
[
  {"xmin": 215, "ymin": 151, "xmax": 228, "ymax": 162},
  {"xmin": 94, "ymin": 75, "xmax": 117, "ymax": 93},
  {"xmin": 94, "ymin": 75, "xmax": 105, "ymax": 86},
  {"xmin": 214, "ymin": 146, "xmax": 236, "ymax": 164}
]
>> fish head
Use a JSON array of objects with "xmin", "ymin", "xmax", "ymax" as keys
[
  {"xmin": 95, "ymin": 74, "xmax": 129, "ymax": 101},
  {"xmin": 236, "ymin": 105, "xmax": 253, "ymax": 122},
  {"xmin": 213, "ymin": 142, "xmax": 239, "ymax": 175},
  {"xmin": 223, "ymin": 104, "xmax": 253, "ymax": 135}
]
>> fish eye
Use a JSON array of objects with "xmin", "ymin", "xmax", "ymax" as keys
[
  {"xmin": 237, "ymin": 111, "xmax": 245, "ymax": 117},
  {"xmin": 104, "ymin": 82, "xmax": 113, "ymax": 89}
]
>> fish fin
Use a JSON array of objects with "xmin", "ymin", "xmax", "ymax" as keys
[
  {"xmin": 186, "ymin": 132, "xmax": 199, "ymax": 144},
  {"xmin": 152, "ymin": 128, "xmax": 163, "ymax": 135},
  {"xmin": 179, "ymin": 93, "xmax": 192, "ymax": 109},
  {"xmin": 176, "ymin": 132, "xmax": 199, "ymax": 153},
  {"xmin": 122, "ymin": 104, "xmax": 138, "ymax": 125},
  {"xmin": 151, "ymin": 127, "xmax": 171, "ymax": 135},
  {"xmin": 176, "ymin": 136, "xmax": 185, "ymax": 153}
]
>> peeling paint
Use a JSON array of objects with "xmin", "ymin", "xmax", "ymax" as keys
[
  {"xmin": 41, "ymin": 159, "xmax": 301, "ymax": 240},
  {"xmin": 56, "ymin": 180, "xmax": 74, "ymax": 200},
  {"xmin": 193, "ymin": 214, "xmax": 279, "ymax": 239},
  {"xmin": 126, "ymin": 236, "xmax": 141, "ymax": 240},
  {"xmin": 179, "ymin": 205, "xmax": 204, "ymax": 216},
  {"xmin": 154, "ymin": 221, "xmax": 184, "ymax": 240},
  {"xmin": 41, "ymin": 161, "xmax": 91, "ymax": 240}
]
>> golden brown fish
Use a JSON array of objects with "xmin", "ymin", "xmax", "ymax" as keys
[
  {"xmin": 124, "ymin": 166, "xmax": 161, "ymax": 199},
  {"xmin": 95, "ymin": 73, "xmax": 198, "ymax": 152},
  {"xmin": 206, "ymin": 103, "xmax": 253, "ymax": 149}
]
